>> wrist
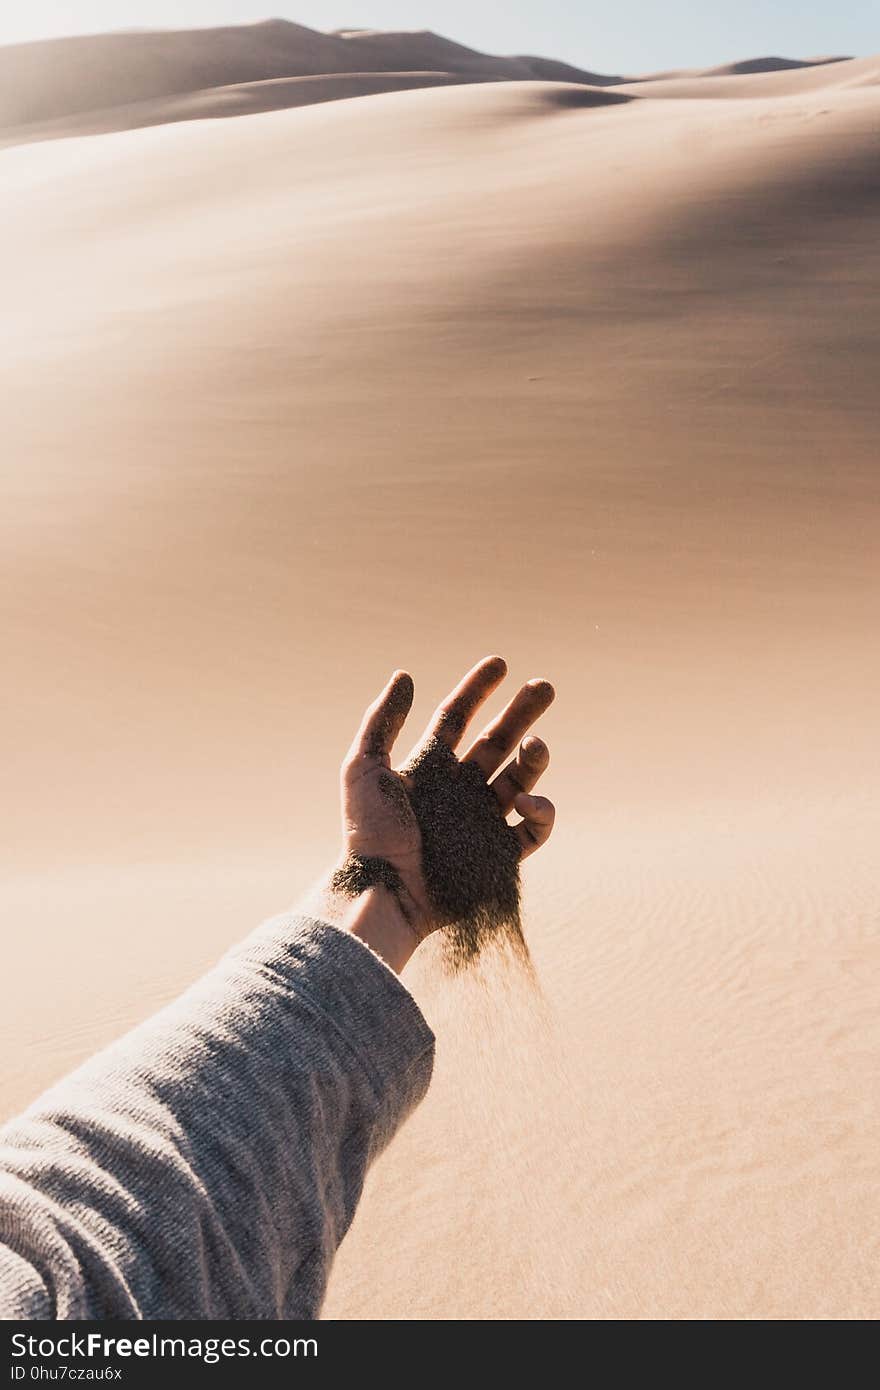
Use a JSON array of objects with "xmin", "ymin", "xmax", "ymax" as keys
[{"xmin": 343, "ymin": 884, "xmax": 422, "ymax": 974}]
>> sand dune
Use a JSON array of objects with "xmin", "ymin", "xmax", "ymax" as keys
[
  {"xmin": 1, "ymin": 69, "xmax": 633, "ymax": 150},
  {"xmin": 330, "ymin": 26, "xmax": 620, "ymax": 85},
  {"xmin": 701, "ymin": 54, "xmax": 848, "ymax": 75},
  {"xmin": 634, "ymin": 54, "xmax": 849, "ymax": 82},
  {"xmin": 0, "ymin": 72, "xmax": 474, "ymax": 148},
  {"xmin": 0, "ymin": 20, "xmax": 368, "ymax": 124},
  {"xmin": 0, "ymin": 18, "xmax": 615, "ymax": 138},
  {"xmin": 2, "ymin": 63, "xmax": 879, "ymax": 1319},
  {"xmin": 620, "ymin": 52, "xmax": 880, "ymax": 98}
]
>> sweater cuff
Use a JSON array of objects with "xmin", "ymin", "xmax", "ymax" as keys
[
  {"xmin": 230, "ymin": 912, "xmax": 435, "ymax": 1131},
  {"xmin": 0, "ymin": 1239, "xmax": 51, "ymax": 1318}
]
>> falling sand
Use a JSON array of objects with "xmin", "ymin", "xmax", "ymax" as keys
[{"xmin": 402, "ymin": 739, "xmax": 526, "ymax": 969}]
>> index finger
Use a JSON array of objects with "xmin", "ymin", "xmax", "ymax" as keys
[
  {"xmin": 411, "ymin": 655, "xmax": 508, "ymax": 756},
  {"xmin": 350, "ymin": 669, "xmax": 415, "ymax": 763}
]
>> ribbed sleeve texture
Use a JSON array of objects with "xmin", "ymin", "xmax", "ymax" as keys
[{"xmin": 0, "ymin": 914, "xmax": 435, "ymax": 1320}]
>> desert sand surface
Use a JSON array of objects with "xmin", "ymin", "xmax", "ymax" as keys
[
  {"xmin": 0, "ymin": 72, "xmax": 475, "ymax": 148},
  {"xmin": 2, "ymin": 35, "xmax": 879, "ymax": 1319}
]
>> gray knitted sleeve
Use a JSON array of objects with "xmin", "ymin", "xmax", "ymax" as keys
[{"xmin": 0, "ymin": 914, "xmax": 435, "ymax": 1319}]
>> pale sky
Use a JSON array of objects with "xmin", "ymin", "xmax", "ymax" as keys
[{"xmin": 0, "ymin": 2, "xmax": 874, "ymax": 75}]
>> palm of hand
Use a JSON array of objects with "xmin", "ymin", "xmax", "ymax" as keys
[{"xmin": 343, "ymin": 760, "xmax": 424, "ymax": 882}]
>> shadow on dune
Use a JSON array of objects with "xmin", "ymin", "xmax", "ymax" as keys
[{"xmin": 540, "ymin": 85, "xmax": 635, "ymax": 109}]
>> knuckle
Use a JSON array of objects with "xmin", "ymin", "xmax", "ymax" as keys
[{"xmin": 481, "ymin": 730, "xmax": 510, "ymax": 754}]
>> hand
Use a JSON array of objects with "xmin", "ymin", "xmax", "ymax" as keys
[{"xmin": 329, "ymin": 656, "xmax": 555, "ymax": 970}]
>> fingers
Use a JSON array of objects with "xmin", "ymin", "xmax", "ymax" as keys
[
  {"xmin": 350, "ymin": 669, "xmax": 415, "ymax": 764},
  {"xmin": 513, "ymin": 793, "xmax": 555, "ymax": 859},
  {"xmin": 491, "ymin": 735, "xmax": 550, "ymax": 815},
  {"xmin": 462, "ymin": 678, "xmax": 555, "ymax": 777},
  {"xmin": 413, "ymin": 655, "xmax": 508, "ymax": 755}
]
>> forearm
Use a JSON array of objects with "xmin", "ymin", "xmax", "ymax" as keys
[{"xmin": 0, "ymin": 912, "xmax": 433, "ymax": 1320}]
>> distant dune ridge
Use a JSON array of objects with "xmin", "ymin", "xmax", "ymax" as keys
[
  {"xmin": 643, "ymin": 54, "xmax": 849, "ymax": 81},
  {"xmin": 0, "ymin": 17, "xmax": 863, "ymax": 144},
  {"xmin": 0, "ymin": 18, "xmax": 618, "ymax": 135},
  {"xmin": 3, "ymin": 19, "xmax": 880, "ymax": 1323}
]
